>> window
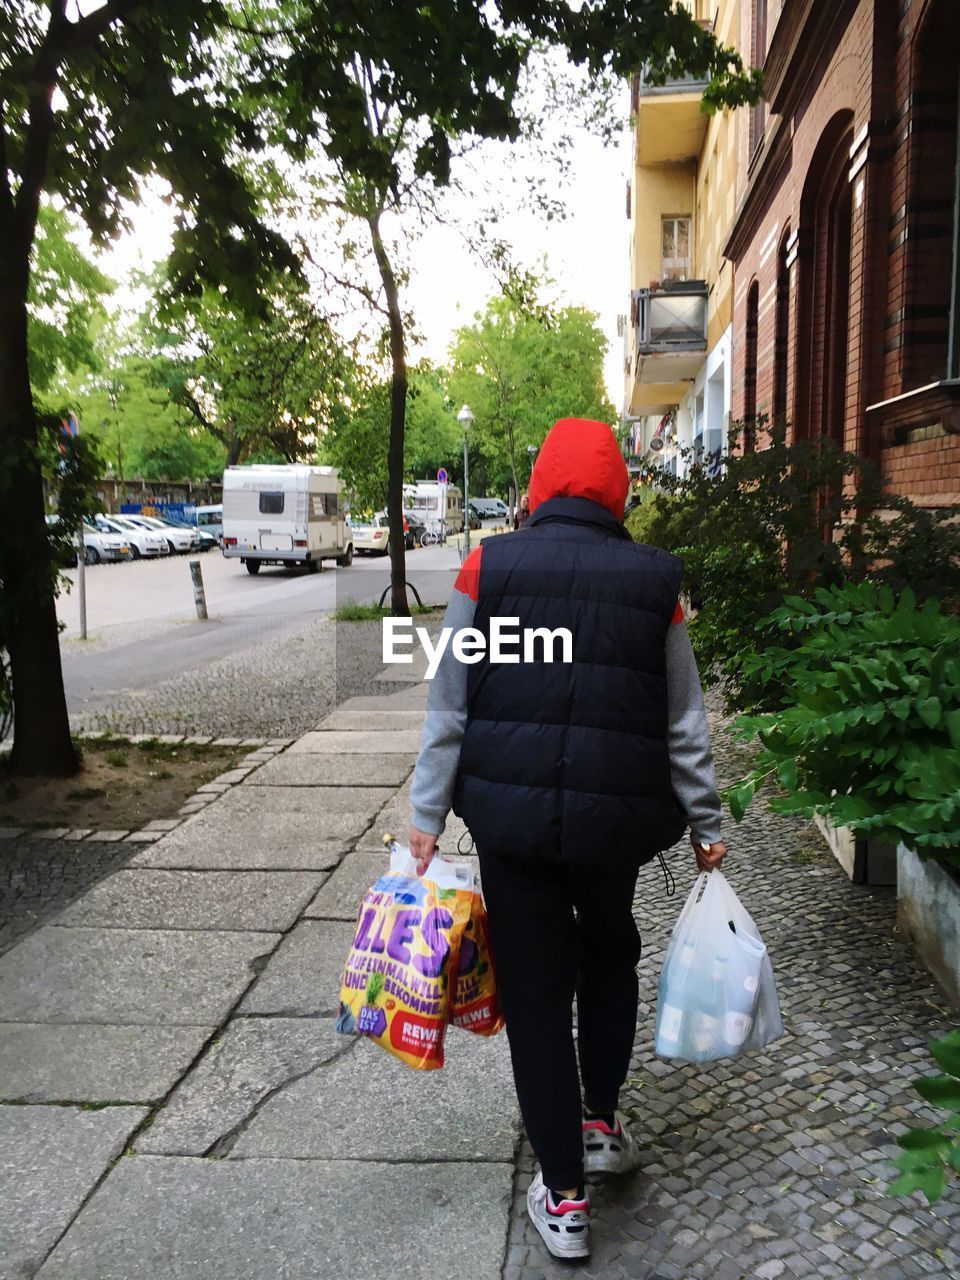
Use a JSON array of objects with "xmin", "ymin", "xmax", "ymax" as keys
[
  {"xmin": 744, "ymin": 281, "xmax": 760, "ymax": 451},
  {"xmin": 773, "ymin": 233, "xmax": 790, "ymax": 422},
  {"xmin": 259, "ymin": 492, "xmax": 284, "ymax": 514},
  {"xmin": 324, "ymin": 492, "xmax": 339, "ymax": 517},
  {"xmin": 751, "ymin": 0, "xmax": 767, "ymax": 155},
  {"xmin": 661, "ymin": 217, "xmax": 692, "ymax": 283}
]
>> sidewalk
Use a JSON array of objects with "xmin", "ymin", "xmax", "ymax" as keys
[
  {"xmin": 1, "ymin": 680, "xmax": 959, "ymax": 1278},
  {"xmin": 0, "ymin": 678, "xmax": 517, "ymax": 1280}
]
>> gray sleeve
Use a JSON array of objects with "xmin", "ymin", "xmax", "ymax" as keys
[
  {"xmin": 409, "ymin": 588, "xmax": 476, "ymax": 835},
  {"xmin": 665, "ymin": 619, "xmax": 724, "ymax": 844}
]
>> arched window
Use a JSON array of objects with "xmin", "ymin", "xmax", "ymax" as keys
[
  {"xmin": 797, "ymin": 113, "xmax": 855, "ymax": 446},
  {"xmin": 744, "ymin": 280, "xmax": 760, "ymax": 451},
  {"xmin": 773, "ymin": 230, "xmax": 790, "ymax": 424}
]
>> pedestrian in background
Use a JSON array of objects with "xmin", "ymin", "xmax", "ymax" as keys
[
  {"xmin": 514, "ymin": 491, "xmax": 530, "ymax": 529},
  {"xmin": 408, "ymin": 417, "xmax": 726, "ymax": 1261}
]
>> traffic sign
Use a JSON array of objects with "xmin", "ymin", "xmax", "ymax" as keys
[{"xmin": 437, "ymin": 467, "xmax": 448, "ymax": 483}]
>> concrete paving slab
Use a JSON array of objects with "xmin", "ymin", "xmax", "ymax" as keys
[
  {"xmin": 247, "ymin": 751, "xmax": 415, "ymax": 789},
  {"xmin": 1, "ymin": 1103, "xmax": 146, "ymax": 1279},
  {"xmin": 303, "ymin": 849, "xmax": 390, "ymax": 920},
  {"xmin": 0, "ymin": 927, "xmax": 278, "ymax": 1025},
  {"xmin": 56, "ymin": 869, "xmax": 325, "ymax": 932},
  {"xmin": 232, "ymin": 1028, "xmax": 518, "ymax": 1162},
  {"xmin": 35, "ymin": 1156, "xmax": 513, "ymax": 1280},
  {"xmin": 0, "ymin": 1024, "xmax": 214, "ymax": 1103},
  {"xmin": 289, "ymin": 729, "xmax": 423, "ymax": 754},
  {"xmin": 318, "ymin": 707, "xmax": 426, "ymax": 731},
  {"xmin": 128, "ymin": 784, "xmax": 391, "ymax": 869},
  {"xmin": 239, "ymin": 921, "xmax": 355, "ymax": 1016},
  {"xmin": 138, "ymin": 1017, "xmax": 348, "ymax": 1155}
]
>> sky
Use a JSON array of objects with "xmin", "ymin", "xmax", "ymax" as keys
[{"xmin": 92, "ymin": 80, "xmax": 633, "ymax": 412}]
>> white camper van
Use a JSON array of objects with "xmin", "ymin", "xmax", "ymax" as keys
[
  {"xmin": 221, "ymin": 465, "xmax": 353, "ymax": 575},
  {"xmin": 408, "ymin": 480, "xmax": 464, "ymax": 534}
]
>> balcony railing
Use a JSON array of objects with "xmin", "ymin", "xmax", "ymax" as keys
[
  {"xmin": 636, "ymin": 67, "xmax": 710, "ymax": 97},
  {"xmin": 632, "ymin": 282, "xmax": 707, "ymax": 354}
]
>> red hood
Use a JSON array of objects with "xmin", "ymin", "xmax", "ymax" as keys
[{"xmin": 528, "ymin": 418, "xmax": 629, "ymax": 520}]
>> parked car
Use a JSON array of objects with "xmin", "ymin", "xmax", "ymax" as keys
[
  {"xmin": 95, "ymin": 514, "xmax": 169, "ymax": 558},
  {"xmin": 164, "ymin": 517, "xmax": 219, "ymax": 551},
  {"xmin": 350, "ymin": 514, "xmax": 391, "ymax": 556},
  {"xmin": 470, "ymin": 497, "xmax": 509, "ymax": 520},
  {"xmin": 46, "ymin": 516, "xmax": 131, "ymax": 565},
  {"xmin": 122, "ymin": 514, "xmax": 200, "ymax": 555},
  {"xmin": 194, "ymin": 503, "xmax": 224, "ymax": 541}
]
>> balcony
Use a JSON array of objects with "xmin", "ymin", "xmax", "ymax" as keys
[
  {"xmin": 633, "ymin": 42, "xmax": 712, "ymax": 165},
  {"xmin": 633, "ymin": 282, "xmax": 708, "ymax": 387}
]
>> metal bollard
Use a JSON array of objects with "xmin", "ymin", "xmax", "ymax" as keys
[{"xmin": 189, "ymin": 560, "xmax": 208, "ymax": 620}]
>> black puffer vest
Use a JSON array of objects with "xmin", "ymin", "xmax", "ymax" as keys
[{"xmin": 452, "ymin": 496, "xmax": 687, "ymax": 865}]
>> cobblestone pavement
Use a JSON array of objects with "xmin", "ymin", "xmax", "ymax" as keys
[
  {"xmin": 502, "ymin": 703, "xmax": 960, "ymax": 1280},
  {"xmin": 0, "ymin": 838, "xmax": 137, "ymax": 957},
  {"xmin": 70, "ymin": 615, "xmax": 412, "ymax": 740}
]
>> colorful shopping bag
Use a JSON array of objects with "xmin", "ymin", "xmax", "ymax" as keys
[
  {"xmin": 337, "ymin": 844, "xmax": 473, "ymax": 1069},
  {"xmin": 450, "ymin": 882, "xmax": 504, "ymax": 1037}
]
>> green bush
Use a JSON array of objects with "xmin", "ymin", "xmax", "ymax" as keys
[
  {"xmin": 889, "ymin": 1027, "xmax": 960, "ymax": 1204},
  {"xmin": 726, "ymin": 582, "xmax": 960, "ymax": 864},
  {"xmin": 630, "ymin": 420, "xmax": 960, "ymax": 714}
]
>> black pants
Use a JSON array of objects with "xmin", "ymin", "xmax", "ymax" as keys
[{"xmin": 478, "ymin": 849, "xmax": 643, "ymax": 1190}]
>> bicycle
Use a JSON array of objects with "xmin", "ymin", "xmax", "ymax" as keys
[{"xmin": 419, "ymin": 519, "xmax": 447, "ymax": 548}]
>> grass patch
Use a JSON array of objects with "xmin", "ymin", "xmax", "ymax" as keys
[
  {"xmin": 0, "ymin": 738, "xmax": 249, "ymax": 832},
  {"xmin": 333, "ymin": 599, "xmax": 440, "ymax": 622}
]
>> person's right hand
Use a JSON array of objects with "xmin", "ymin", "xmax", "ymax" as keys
[
  {"xmin": 408, "ymin": 825, "xmax": 439, "ymax": 876},
  {"xmin": 693, "ymin": 837, "xmax": 727, "ymax": 873}
]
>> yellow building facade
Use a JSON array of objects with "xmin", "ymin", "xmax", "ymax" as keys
[{"xmin": 622, "ymin": 0, "xmax": 743, "ymax": 475}]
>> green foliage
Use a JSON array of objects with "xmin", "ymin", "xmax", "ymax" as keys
[
  {"xmin": 28, "ymin": 204, "xmax": 113, "ymax": 396},
  {"xmin": 889, "ymin": 1028, "xmax": 960, "ymax": 1204},
  {"xmin": 448, "ymin": 290, "xmax": 615, "ymax": 498},
  {"xmin": 632, "ymin": 420, "xmax": 960, "ymax": 714},
  {"xmin": 320, "ymin": 364, "xmax": 461, "ymax": 511},
  {"xmin": 332, "ymin": 600, "xmax": 436, "ymax": 621},
  {"xmin": 726, "ymin": 583, "xmax": 960, "ymax": 863},
  {"xmin": 145, "ymin": 272, "xmax": 355, "ymax": 469}
]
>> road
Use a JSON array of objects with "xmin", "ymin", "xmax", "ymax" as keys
[{"xmin": 52, "ymin": 538, "xmax": 475, "ymax": 738}]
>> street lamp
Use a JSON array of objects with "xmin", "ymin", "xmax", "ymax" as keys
[
  {"xmin": 527, "ymin": 444, "xmax": 538, "ymax": 477},
  {"xmin": 457, "ymin": 404, "xmax": 474, "ymax": 555}
]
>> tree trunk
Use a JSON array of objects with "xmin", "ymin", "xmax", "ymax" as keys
[
  {"xmin": 0, "ymin": 271, "xmax": 79, "ymax": 777},
  {"xmin": 225, "ymin": 427, "xmax": 243, "ymax": 468},
  {"xmin": 506, "ymin": 421, "xmax": 521, "ymax": 505},
  {"xmin": 368, "ymin": 213, "xmax": 409, "ymax": 617}
]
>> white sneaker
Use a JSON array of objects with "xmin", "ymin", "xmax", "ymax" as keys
[
  {"xmin": 526, "ymin": 1170, "xmax": 590, "ymax": 1260},
  {"xmin": 582, "ymin": 1112, "xmax": 642, "ymax": 1178}
]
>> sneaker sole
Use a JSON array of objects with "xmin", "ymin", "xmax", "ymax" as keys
[
  {"xmin": 526, "ymin": 1189, "xmax": 590, "ymax": 1260},
  {"xmin": 583, "ymin": 1151, "xmax": 642, "ymax": 1179}
]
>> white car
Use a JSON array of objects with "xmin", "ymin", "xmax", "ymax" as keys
[
  {"xmin": 350, "ymin": 514, "xmax": 391, "ymax": 556},
  {"xmin": 123, "ymin": 514, "xmax": 201, "ymax": 555},
  {"xmin": 46, "ymin": 516, "xmax": 131, "ymax": 565},
  {"xmin": 79, "ymin": 520, "xmax": 131, "ymax": 564},
  {"xmin": 96, "ymin": 515, "xmax": 169, "ymax": 558}
]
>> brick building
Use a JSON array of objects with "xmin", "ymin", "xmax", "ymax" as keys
[{"xmin": 725, "ymin": 0, "xmax": 960, "ymax": 509}]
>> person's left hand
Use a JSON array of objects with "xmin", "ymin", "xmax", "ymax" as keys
[
  {"xmin": 408, "ymin": 825, "xmax": 439, "ymax": 876},
  {"xmin": 692, "ymin": 836, "xmax": 727, "ymax": 873}
]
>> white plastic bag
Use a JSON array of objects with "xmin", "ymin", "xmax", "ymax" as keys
[{"xmin": 655, "ymin": 870, "xmax": 782, "ymax": 1063}]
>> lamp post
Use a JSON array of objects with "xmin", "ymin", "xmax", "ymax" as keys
[
  {"xmin": 458, "ymin": 404, "xmax": 474, "ymax": 555},
  {"xmin": 527, "ymin": 444, "xmax": 538, "ymax": 477}
]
